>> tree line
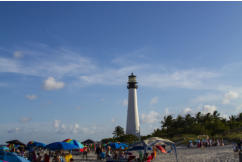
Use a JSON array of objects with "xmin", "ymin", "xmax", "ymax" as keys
[
  {"xmin": 152, "ymin": 111, "xmax": 242, "ymax": 139},
  {"xmin": 102, "ymin": 111, "xmax": 242, "ymax": 144}
]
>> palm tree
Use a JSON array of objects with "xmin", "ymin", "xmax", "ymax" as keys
[{"xmin": 112, "ymin": 126, "xmax": 124, "ymax": 138}]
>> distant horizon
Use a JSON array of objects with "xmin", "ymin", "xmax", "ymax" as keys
[{"xmin": 1, "ymin": 1, "xmax": 242, "ymax": 144}]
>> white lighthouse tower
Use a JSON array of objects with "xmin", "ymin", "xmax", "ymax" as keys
[{"xmin": 126, "ymin": 73, "xmax": 140, "ymax": 136}]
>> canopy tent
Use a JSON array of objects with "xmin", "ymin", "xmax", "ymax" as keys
[
  {"xmin": 144, "ymin": 137, "xmax": 175, "ymax": 146},
  {"xmin": 6, "ymin": 140, "xmax": 26, "ymax": 147},
  {"xmin": 82, "ymin": 139, "xmax": 95, "ymax": 145},
  {"xmin": 144, "ymin": 137, "xmax": 177, "ymax": 162},
  {"xmin": 197, "ymin": 135, "xmax": 209, "ymax": 139},
  {"xmin": 0, "ymin": 151, "xmax": 30, "ymax": 162},
  {"xmin": 46, "ymin": 142, "xmax": 78, "ymax": 151}
]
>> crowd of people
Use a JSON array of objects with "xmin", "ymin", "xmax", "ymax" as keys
[
  {"xmin": 94, "ymin": 144, "xmax": 164, "ymax": 162},
  {"xmin": 1, "ymin": 139, "xmax": 177, "ymax": 162},
  {"xmin": 4, "ymin": 146, "xmax": 74, "ymax": 162},
  {"xmin": 7, "ymin": 144, "xmax": 158, "ymax": 162},
  {"xmin": 188, "ymin": 138, "xmax": 225, "ymax": 148},
  {"xmin": 233, "ymin": 139, "xmax": 242, "ymax": 152}
]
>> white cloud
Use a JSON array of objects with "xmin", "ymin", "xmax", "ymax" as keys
[
  {"xmin": 25, "ymin": 94, "xmax": 37, "ymax": 100},
  {"xmin": 150, "ymin": 97, "xmax": 158, "ymax": 105},
  {"xmin": 111, "ymin": 118, "xmax": 116, "ymax": 123},
  {"xmin": 43, "ymin": 77, "xmax": 64, "ymax": 90},
  {"xmin": 61, "ymin": 124, "xmax": 66, "ymax": 130},
  {"xmin": 0, "ymin": 44, "xmax": 223, "ymax": 90},
  {"xmin": 0, "ymin": 58, "xmax": 20, "ymax": 73},
  {"xmin": 222, "ymin": 91, "xmax": 239, "ymax": 104},
  {"xmin": 141, "ymin": 70, "xmax": 219, "ymax": 89},
  {"xmin": 235, "ymin": 105, "xmax": 242, "ymax": 113},
  {"xmin": 8, "ymin": 128, "xmax": 20, "ymax": 134},
  {"xmin": 53, "ymin": 120, "xmax": 61, "ymax": 129},
  {"xmin": 0, "ymin": 46, "xmax": 96, "ymax": 78},
  {"xmin": 19, "ymin": 117, "xmax": 32, "ymax": 123},
  {"xmin": 202, "ymin": 105, "xmax": 217, "ymax": 114},
  {"xmin": 192, "ymin": 93, "xmax": 221, "ymax": 103},
  {"xmin": 122, "ymin": 99, "xmax": 128, "ymax": 107},
  {"xmin": 141, "ymin": 111, "xmax": 161, "ymax": 124},
  {"xmin": 79, "ymin": 67, "xmax": 219, "ymax": 90},
  {"xmin": 79, "ymin": 65, "xmax": 143, "ymax": 86},
  {"xmin": 52, "ymin": 120, "xmax": 95, "ymax": 135},
  {"xmin": 165, "ymin": 108, "xmax": 169, "ymax": 116},
  {"xmin": 71, "ymin": 123, "xmax": 80, "ymax": 134},
  {"xmin": 13, "ymin": 51, "xmax": 23, "ymax": 58},
  {"xmin": 183, "ymin": 107, "xmax": 192, "ymax": 114}
]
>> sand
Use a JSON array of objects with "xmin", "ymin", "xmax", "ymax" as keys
[{"xmin": 71, "ymin": 145, "xmax": 240, "ymax": 162}]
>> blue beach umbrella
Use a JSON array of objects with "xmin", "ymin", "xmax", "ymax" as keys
[
  {"xmin": 0, "ymin": 146, "xmax": 9, "ymax": 151},
  {"xmin": 46, "ymin": 142, "xmax": 78, "ymax": 151},
  {"xmin": 127, "ymin": 142, "xmax": 152, "ymax": 151},
  {"xmin": 119, "ymin": 143, "xmax": 129, "ymax": 149},
  {"xmin": 27, "ymin": 141, "xmax": 46, "ymax": 148},
  {"xmin": 0, "ymin": 151, "xmax": 30, "ymax": 162},
  {"xmin": 108, "ymin": 142, "xmax": 128, "ymax": 150}
]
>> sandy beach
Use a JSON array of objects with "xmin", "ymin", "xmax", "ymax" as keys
[{"xmin": 70, "ymin": 145, "xmax": 239, "ymax": 162}]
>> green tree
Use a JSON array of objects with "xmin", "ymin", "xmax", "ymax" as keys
[
  {"xmin": 116, "ymin": 134, "xmax": 139, "ymax": 144},
  {"xmin": 112, "ymin": 125, "xmax": 124, "ymax": 138}
]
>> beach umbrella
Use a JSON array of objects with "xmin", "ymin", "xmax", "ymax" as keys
[
  {"xmin": 0, "ymin": 151, "xmax": 30, "ymax": 162},
  {"xmin": 119, "ymin": 143, "xmax": 129, "ymax": 149},
  {"xmin": 127, "ymin": 142, "xmax": 152, "ymax": 151},
  {"xmin": 27, "ymin": 141, "xmax": 46, "ymax": 148},
  {"xmin": 46, "ymin": 142, "xmax": 78, "ymax": 151},
  {"xmin": 82, "ymin": 139, "xmax": 95, "ymax": 145},
  {"xmin": 0, "ymin": 146, "xmax": 9, "ymax": 152},
  {"xmin": 6, "ymin": 140, "xmax": 26, "ymax": 147},
  {"xmin": 108, "ymin": 142, "xmax": 128, "ymax": 150},
  {"xmin": 63, "ymin": 139, "xmax": 84, "ymax": 149}
]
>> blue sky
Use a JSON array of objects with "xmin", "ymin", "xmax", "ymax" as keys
[{"xmin": 1, "ymin": 2, "xmax": 242, "ymax": 144}]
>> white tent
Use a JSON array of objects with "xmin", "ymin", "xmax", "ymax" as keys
[
  {"xmin": 144, "ymin": 137, "xmax": 178, "ymax": 162},
  {"xmin": 144, "ymin": 137, "xmax": 175, "ymax": 146}
]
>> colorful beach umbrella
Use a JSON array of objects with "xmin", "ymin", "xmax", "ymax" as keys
[
  {"xmin": 46, "ymin": 142, "xmax": 78, "ymax": 151},
  {"xmin": 63, "ymin": 139, "xmax": 84, "ymax": 149},
  {"xmin": 0, "ymin": 146, "xmax": 9, "ymax": 152},
  {"xmin": 27, "ymin": 141, "xmax": 46, "ymax": 148}
]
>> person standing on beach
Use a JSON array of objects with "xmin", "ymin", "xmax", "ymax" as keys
[
  {"xmin": 106, "ymin": 146, "xmax": 111, "ymax": 158},
  {"xmin": 95, "ymin": 144, "xmax": 102, "ymax": 160},
  {"xmin": 36, "ymin": 153, "xmax": 42, "ymax": 162},
  {"xmin": 44, "ymin": 153, "xmax": 50, "ymax": 162},
  {"xmin": 65, "ymin": 152, "xmax": 73, "ymax": 162},
  {"xmin": 83, "ymin": 145, "xmax": 89, "ymax": 159},
  {"xmin": 152, "ymin": 146, "xmax": 157, "ymax": 159}
]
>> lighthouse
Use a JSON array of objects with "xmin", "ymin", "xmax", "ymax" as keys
[{"xmin": 126, "ymin": 73, "xmax": 140, "ymax": 136}]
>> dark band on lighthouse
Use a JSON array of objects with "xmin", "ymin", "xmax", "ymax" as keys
[{"xmin": 127, "ymin": 73, "xmax": 138, "ymax": 89}]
